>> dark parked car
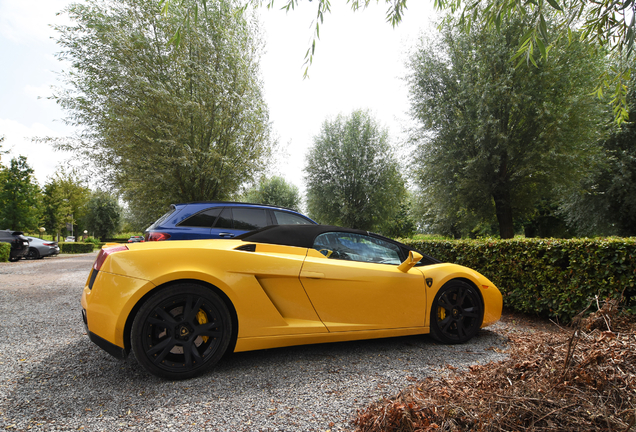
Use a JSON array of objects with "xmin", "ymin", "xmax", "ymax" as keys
[
  {"xmin": 24, "ymin": 237, "xmax": 60, "ymax": 259},
  {"xmin": 0, "ymin": 230, "xmax": 29, "ymax": 262},
  {"xmin": 144, "ymin": 202, "xmax": 316, "ymax": 241}
]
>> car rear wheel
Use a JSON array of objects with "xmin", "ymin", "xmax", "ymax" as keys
[
  {"xmin": 430, "ymin": 280, "xmax": 483, "ymax": 344},
  {"xmin": 131, "ymin": 284, "xmax": 232, "ymax": 380},
  {"xmin": 26, "ymin": 248, "xmax": 40, "ymax": 259}
]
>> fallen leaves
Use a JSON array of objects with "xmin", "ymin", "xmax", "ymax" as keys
[{"xmin": 353, "ymin": 308, "xmax": 636, "ymax": 432}]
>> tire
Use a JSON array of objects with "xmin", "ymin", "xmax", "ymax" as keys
[
  {"xmin": 26, "ymin": 248, "xmax": 40, "ymax": 260},
  {"xmin": 131, "ymin": 284, "xmax": 232, "ymax": 380},
  {"xmin": 430, "ymin": 280, "xmax": 483, "ymax": 344}
]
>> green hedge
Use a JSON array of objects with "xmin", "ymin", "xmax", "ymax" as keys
[
  {"xmin": 402, "ymin": 237, "xmax": 636, "ymax": 322},
  {"xmin": 0, "ymin": 243, "xmax": 9, "ymax": 262},
  {"xmin": 59, "ymin": 242, "xmax": 95, "ymax": 254}
]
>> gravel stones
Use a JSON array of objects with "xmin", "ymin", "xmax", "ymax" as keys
[{"xmin": 0, "ymin": 254, "xmax": 510, "ymax": 431}]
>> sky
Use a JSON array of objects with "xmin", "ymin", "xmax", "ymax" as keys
[{"xmin": 0, "ymin": 0, "xmax": 438, "ymax": 192}]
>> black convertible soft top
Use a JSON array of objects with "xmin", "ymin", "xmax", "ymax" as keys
[{"xmin": 236, "ymin": 225, "xmax": 441, "ymax": 265}]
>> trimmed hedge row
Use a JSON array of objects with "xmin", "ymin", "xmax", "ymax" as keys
[
  {"xmin": 59, "ymin": 242, "xmax": 95, "ymax": 254},
  {"xmin": 0, "ymin": 243, "xmax": 9, "ymax": 262},
  {"xmin": 402, "ymin": 237, "xmax": 636, "ymax": 322}
]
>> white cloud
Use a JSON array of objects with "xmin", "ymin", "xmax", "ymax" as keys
[
  {"xmin": 0, "ymin": 0, "xmax": 71, "ymax": 44},
  {"xmin": 0, "ymin": 118, "xmax": 74, "ymax": 186}
]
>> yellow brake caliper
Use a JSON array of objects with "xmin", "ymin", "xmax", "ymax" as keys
[{"xmin": 196, "ymin": 309, "xmax": 209, "ymax": 343}]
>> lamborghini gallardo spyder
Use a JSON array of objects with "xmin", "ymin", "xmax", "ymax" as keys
[{"xmin": 81, "ymin": 225, "xmax": 502, "ymax": 379}]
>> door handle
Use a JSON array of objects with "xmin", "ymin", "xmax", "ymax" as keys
[
  {"xmin": 218, "ymin": 232, "xmax": 235, "ymax": 238},
  {"xmin": 302, "ymin": 271, "xmax": 324, "ymax": 279}
]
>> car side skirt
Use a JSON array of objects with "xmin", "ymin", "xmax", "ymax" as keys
[{"xmin": 234, "ymin": 326, "xmax": 430, "ymax": 352}]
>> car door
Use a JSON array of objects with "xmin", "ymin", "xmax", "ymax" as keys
[{"xmin": 299, "ymin": 232, "xmax": 427, "ymax": 332}]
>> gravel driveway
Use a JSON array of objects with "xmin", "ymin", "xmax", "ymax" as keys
[{"xmin": 0, "ymin": 254, "xmax": 510, "ymax": 431}]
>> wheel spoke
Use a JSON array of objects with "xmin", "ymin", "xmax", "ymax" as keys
[
  {"xmin": 456, "ymin": 287, "xmax": 467, "ymax": 306},
  {"xmin": 463, "ymin": 307, "xmax": 479, "ymax": 318},
  {"xmin": 183, "ymin": 296, "xmax": 205, "ymax": 322},
  {"xmin": 153, "ymin": 307, "xmax": 178, "ymax": 326},
  {"xmin": 148, "ymin": 337, "xmax": 176, "ymax": 364},
  {"xmin": 182, "ymin": 340, "xmax": 203, "ymax": 367},
  {"xmin": 438, "ymin": 316, "xmax": 453, "ymax": 333},
  {"xmin": 195, "ymin": 321, "xmax": 222, "ymax": 338},
  {"xmin": 438, "ymin": 292, "xmax": 454, "ymax": 310},
  {"xmin": 456, "ymin": 320, "xmax": 465, "ymax": 338}
]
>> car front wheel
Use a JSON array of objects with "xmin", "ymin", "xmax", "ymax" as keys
[
  {"xmin": 26, "ymin": 248, "xmax": 40, "ymax": 259},
  {"xmin": 131, "ymin": 284, "xmax": 232, "ymax": 380},
  {"xmin": 430, "ymin": 280, "xmax": 483, "ymax": 344}
]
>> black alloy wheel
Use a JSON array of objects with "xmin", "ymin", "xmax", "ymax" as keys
[
  {"xmin": 430, "ymin": 280, "xmax": 483, "ymax": 344},
  {"xmin": 26, "ymin": 248, "xmax": 40, "ymax": 259},
  {"xmin": 131, "ymin": 284, "xmax": 232, "ymax": 380}
]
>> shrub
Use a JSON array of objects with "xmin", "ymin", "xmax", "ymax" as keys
[
  {"xmin": 59, "ymin": 242, "xmax": 95, "ymax": 254},
  {"xmin": 83, "ymin": 237, "xmax": 102, "ymax": 248},
  {"xmin": 403, "ymin": 237, "xmax": 636, "ymax": 322},
  {"xmin": 0, "ymin": 243, "xmax": 9, "ymax": 262}
]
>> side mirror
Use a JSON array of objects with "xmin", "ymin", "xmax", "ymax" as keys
[{"xmin": 397, "ymin": 250, "xmax": 423, "ymax": 273}]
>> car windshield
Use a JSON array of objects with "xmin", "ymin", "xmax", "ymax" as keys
[{"xmin": 313, "ymin": 232, "xmax": 402, "ymax": 265}]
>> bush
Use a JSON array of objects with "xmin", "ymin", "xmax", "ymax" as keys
[
  {"xmin": 403, "ymin": 237, "xmax": 636, "ymax": 322},
  {"xmin": 0, "ymin": 243, "xmax": 9, "ymax": 262},
  {"xmin": 59, "ymin": 242, "xmax": 95, "ymax": 254},
  {"xmin": 83, "ymin": 237, "xmax": 102, "ymax": 248}
]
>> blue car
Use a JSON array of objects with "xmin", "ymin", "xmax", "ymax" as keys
[{"xmin": 144, "ymin": 202, "xmax": 316, "ymax": 241}]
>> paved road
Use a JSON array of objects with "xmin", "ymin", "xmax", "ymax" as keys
[{"xmin": 0, "ymin": 254, "xmax": 510, "ymax": 431}]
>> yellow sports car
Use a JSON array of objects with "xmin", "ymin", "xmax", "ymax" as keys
[{"xmin": 81, "ymin": 225, "xmax": 502, "ymax": 379}]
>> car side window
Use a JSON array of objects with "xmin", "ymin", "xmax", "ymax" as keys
[
  {"xmin": 272, "ymin": 211, "xmax": 313, "ymax": 225},
  {"xmin": 214, "ymin": 208, "xmax": 233, "ymax": 229},
  {"xmin": 313, "ymin": 232, "xmax": 402, "ymax": 265},
  {"xmin": 178, "ymin": 208, "xmax": 222, "ymax": 228},
  {"xmin": 232, "ymin": 208, "xmax": 268, "ymax": 230}
]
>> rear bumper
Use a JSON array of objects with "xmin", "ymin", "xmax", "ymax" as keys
[{"xmin": 82, "ymin": 309, "xmax": 127, "ymax": 359}]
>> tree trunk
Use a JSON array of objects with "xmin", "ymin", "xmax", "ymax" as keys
[{"xmin": 492, "ymin": 186, "xmax": 515, "ymax": 239}]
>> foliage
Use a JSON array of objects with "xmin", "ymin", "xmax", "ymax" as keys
[
  {"xmin": 378, "ymin": 199, "xmax": 416, "ymax": 239},
  {"xmin": 83, "ymin": 236, "xmax": 102, "ymax": 248},
  {"xmin": 242, "ymin": 176, "xmax": 301, "ymax": 210},
  {"xmin": 0, "ymin": 156, "xmax": 42, "ymax": 232},
  {"xmin": 0, "ymin": 242, "xmax": 9, "ymax": 262},
  {"xmin": 402, "ymin": 237, "xmax": 636, "ymax": 322},
  {"xmin": 41, "ymin": 169, "xmax": 91, "ymax": 238},
  {"xmin": 52, "ymin": 0, "xmax": 272, "ymax": 229},
  {"xmin": 561, "ymin": 73, "xmax": 636, "ymax": 237},
  {"xmin": 59, "ymin": 242, "xmax": 95, "ymax": 253},
  {"xmin": 407, "ymin": 16, "xmax": 606, "ymax": 239},
  {"xmin": 83, "ymin": 191, "xmax": 122, "ymax": 241},
  {"xmin": 305, "ymin": 109, "xmax": 406, "ymax": 231}
]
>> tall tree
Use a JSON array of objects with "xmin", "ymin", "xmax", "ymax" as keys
[
  {"xmin": 243, "ymin": 176, "xmax": 302, "ymax": 210},
  {"xmin": 42, "ymin": 170, "xmax": 92, "ymax": 239},
  {"xmin": 561, "ymin": 73, "xmax": 636, "ymax": 236},
  {"xmin": 83, "ymin": 191, "xmax": 122, "ymax": 240},
  {"xmin": 53, "ymin": 0, "xmax": 272, "ymax": 228},
  {"xmin": 0, "ymin": 156, "xmax": 42, "ymax": 232},
  {"xmin": 407, "ymin": 16, "xmax": 605, "ymax": 238},
  {"xmin": 305, "ymin": 109, "xmax": 406, "ymax": 231}
]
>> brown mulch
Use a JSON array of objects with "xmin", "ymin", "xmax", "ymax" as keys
[{"xmin": 353, "ymin": 300, "xmax": 636, "ymax": 431}]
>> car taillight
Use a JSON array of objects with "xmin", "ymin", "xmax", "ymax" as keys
[
  {"xmin": 43, "ymin": 242, "xmax": 55, "ymax": 246},
  {"xmin": 145, "ymin": 232, "xmax": 171, "ymax": 241},
  {"xmin": 93, "ymin": 245, "xmax": 129, "ymax": 271}
]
